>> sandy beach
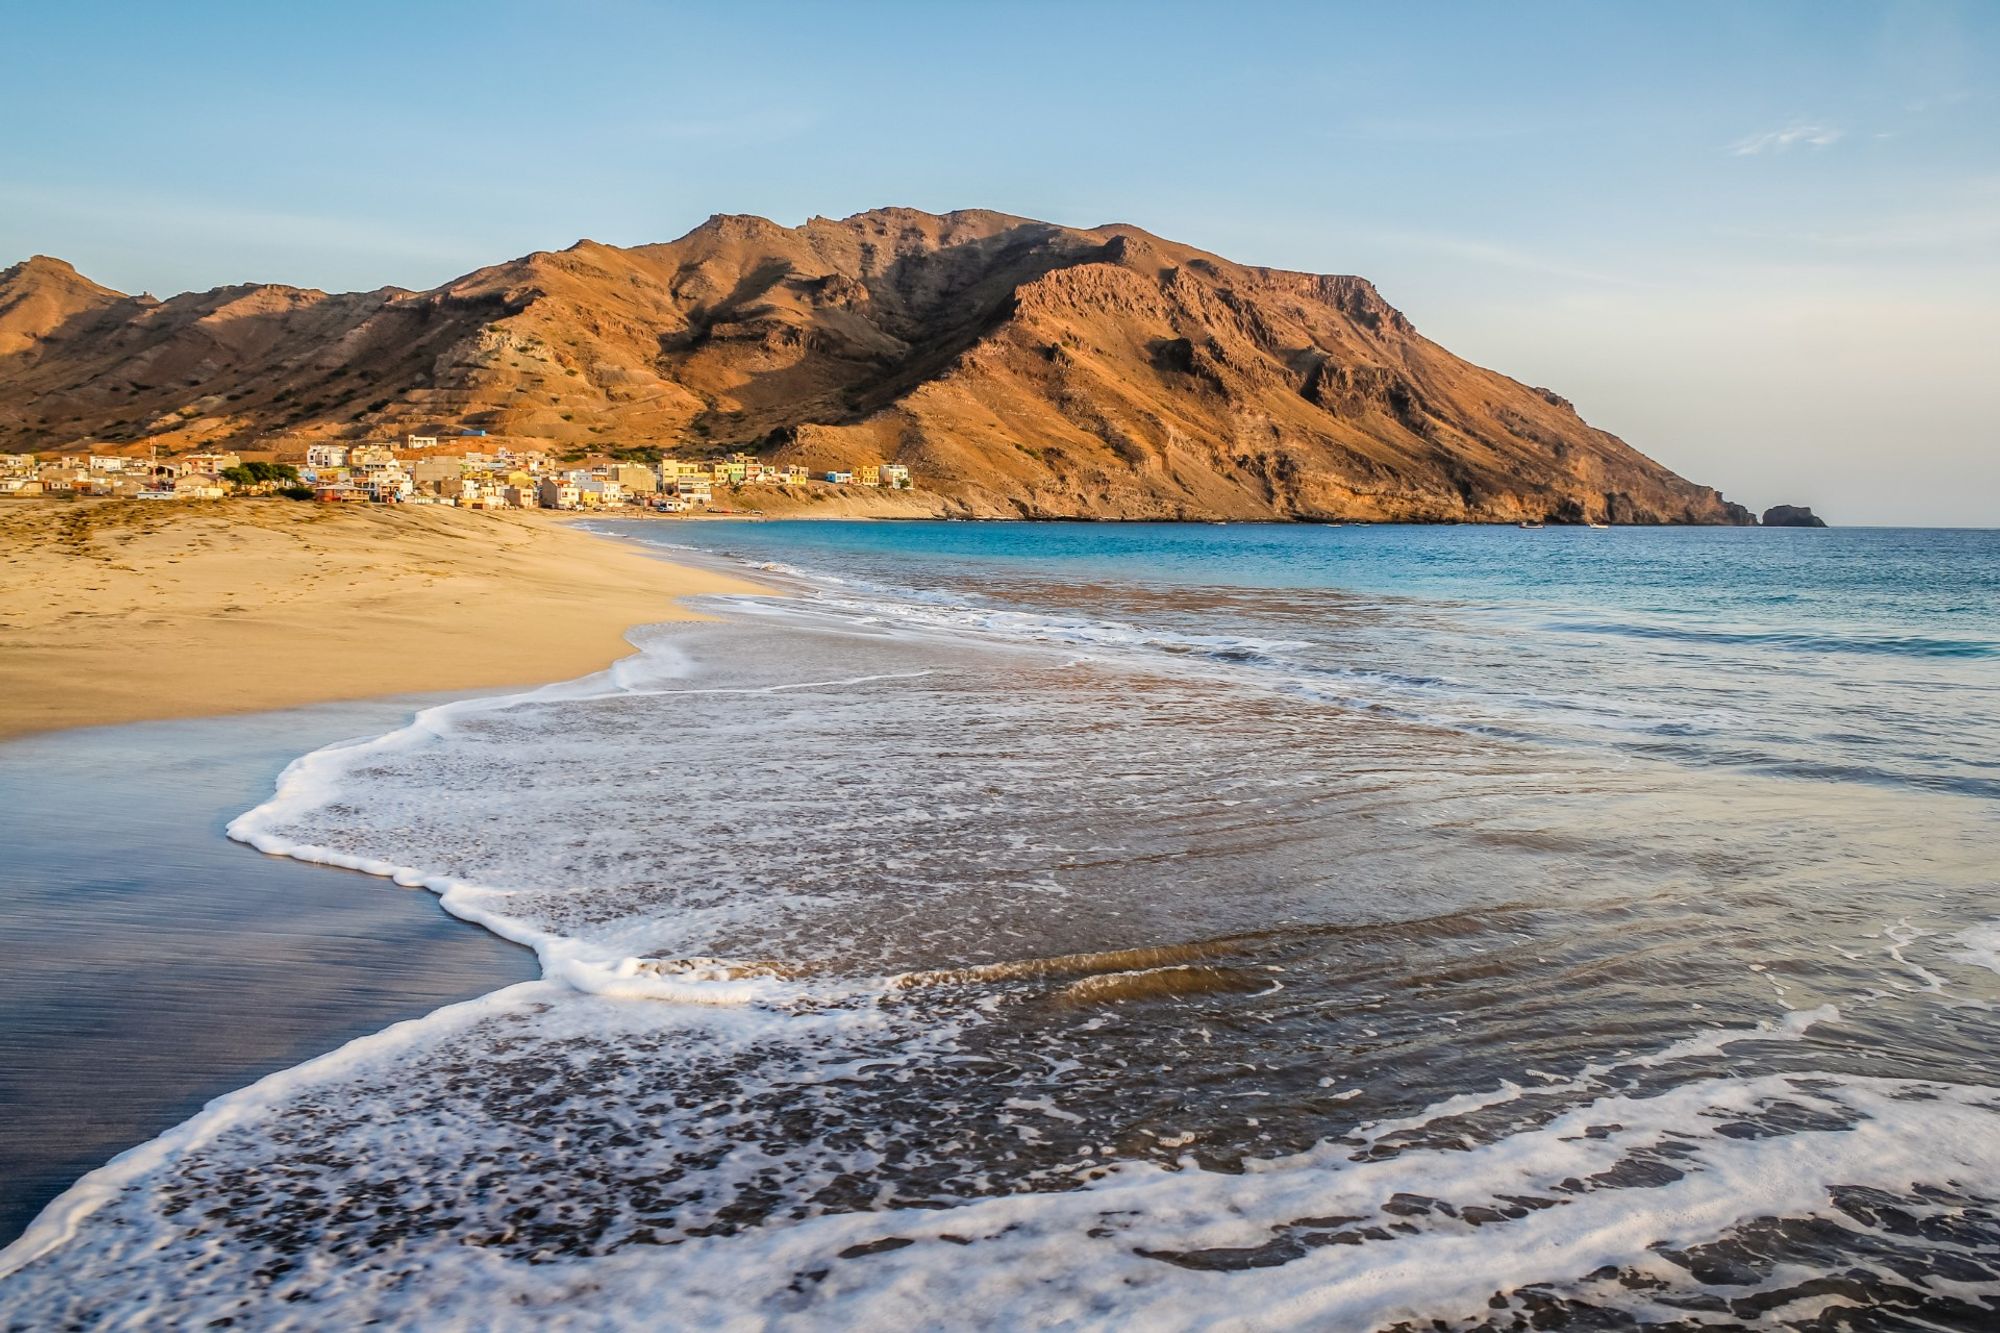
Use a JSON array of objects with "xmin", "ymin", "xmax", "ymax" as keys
[{"xmin": 0, "ymin": 499, "xmax": 766, "ymax": 741}]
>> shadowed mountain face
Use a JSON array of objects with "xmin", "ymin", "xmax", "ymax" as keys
[{"xmin": 0, "ymin": 210, "xmax": 1751, "ymax": 523}]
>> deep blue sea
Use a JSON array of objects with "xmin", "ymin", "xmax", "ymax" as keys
[{"xmin": 6, "ymin": 521, "xmax": 1997, "ymax": 1329}]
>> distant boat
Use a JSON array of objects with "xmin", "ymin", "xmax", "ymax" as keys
[
  {"xmin": 1518, "ymin": 520, "xmax": 1545, "ymax": 529},
  {"xmin": 1588, "ymin": 521, "xmax": 1610, "ymax": 529}
]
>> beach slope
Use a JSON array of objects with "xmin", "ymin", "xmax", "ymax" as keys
[{"xmin": 0, "ymin": 500, "xmax": 761, "ymax": 740}]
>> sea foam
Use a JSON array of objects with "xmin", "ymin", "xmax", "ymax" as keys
[{"xmin": 6, "ymin": 541, "xmax": 1999, "ymax": 1328}]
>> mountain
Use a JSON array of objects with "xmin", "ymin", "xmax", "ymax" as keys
[
  {"xmin": 0, "ymin": 257, "xmax": 127, "ymax": 357},
  {"xmin": 0, "ymin": 210, "xmax": 1752, "ymax": 523}
]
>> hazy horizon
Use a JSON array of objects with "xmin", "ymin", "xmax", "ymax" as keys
[{"xmin": 6, "ymin": 1, "xmax": 1995, "ymax": 525}]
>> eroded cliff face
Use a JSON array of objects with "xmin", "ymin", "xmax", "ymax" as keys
[{"xmin": 0, "ymin": 211, "xmax": 1752, "ymax": 523}]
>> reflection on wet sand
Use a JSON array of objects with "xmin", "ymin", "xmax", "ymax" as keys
[{"xmin": 0, "ymin": 702, "xmax": 535, "ymax": 1247}]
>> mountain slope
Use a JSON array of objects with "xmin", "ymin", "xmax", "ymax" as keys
[
  {"xmin": 0, "ymin": 257, "xmax": 128, "ymax": 357},
  {"xmin": 0, "ymin": 210, "xmax": 1751, "ymax": 523}
]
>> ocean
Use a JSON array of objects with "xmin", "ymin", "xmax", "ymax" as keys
[{"xmin": 3, "ymin": 520, "xmax": 1996, "ymax": 1329}]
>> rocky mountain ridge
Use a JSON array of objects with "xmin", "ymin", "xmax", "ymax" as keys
[{"xmin": 0, "ymin": 210, "xmax": 1755, "ymax": 523}]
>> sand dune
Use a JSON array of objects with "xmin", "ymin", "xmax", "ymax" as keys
[{"xmin": 0, "ymin": 500, "xmax": 765, "ymax": 740}]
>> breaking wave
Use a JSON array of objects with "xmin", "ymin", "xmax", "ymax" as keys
[{"xmin": 6, "ymin": 522, "xmax": 1999, "ymax": 1328}]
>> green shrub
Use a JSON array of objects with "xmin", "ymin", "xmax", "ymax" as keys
[{"xmin": 222, "ymin": 461, "xmax": 300, "ymax": 486}]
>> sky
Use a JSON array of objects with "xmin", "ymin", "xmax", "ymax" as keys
[{"xmin": 5, "ymin": 1, "xmax": 1996, "ymax": 525}]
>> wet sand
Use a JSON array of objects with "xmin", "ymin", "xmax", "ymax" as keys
[
  {"xmin": 0, "ymin": 700, "xmax": 539, "ymax": 1245},
  {"xmin": 0, "ymin": 499, "xmax": 767, "ymax": 742}
]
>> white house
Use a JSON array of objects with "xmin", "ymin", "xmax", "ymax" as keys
[
  {"xmin": 365, "ymin": 469, "xmax": 414, "ymax": 502},
  {"xmin": 576, "ymin": 478, "xmax": 625, "ymax": 507}
]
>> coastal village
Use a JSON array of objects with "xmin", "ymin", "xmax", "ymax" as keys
[{"xmin": 0, "ymin": 437, "xmax": 914, "ymax": 513}]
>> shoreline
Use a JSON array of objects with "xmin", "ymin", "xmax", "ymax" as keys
[
  {"xmin": 0, "ymin": 504, "xmax": 779, "ymax": 1245},
  {"xmin": 3, "ymin": 520, "xmax": 1997, "ymax": 1322},
  {"xmin": 581, "ymin": 507, "xmax": 1783, "ymax": 527},
  {"xmin": 1, "ymin": 587, "xmax": 776, "ymax": 1262},
  {"xmin": 0, "ymin": 512, "xmax": 780, "ymax": 1248},
  {"xmin": 0, "ymin": 700, "xmax": 540, "ymax": 1248},
  {"xmin": 0, "ymin": 499, "xmax": 771, "ymax": 742}
]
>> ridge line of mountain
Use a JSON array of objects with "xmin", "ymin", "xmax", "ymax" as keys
[{"xmin": 0, "ymin": 208, "xmax": 1756, "ymax": 524}]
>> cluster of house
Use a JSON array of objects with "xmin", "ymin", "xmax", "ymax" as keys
[
  {"xmin": 0, "ymin": 450, "xmax": 242, "ymax": 500},
  {"xmin": 0, "ymin": 439, "xmax": 915, "ymax": 513}
]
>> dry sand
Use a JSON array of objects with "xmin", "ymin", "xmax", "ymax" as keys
[{"xmin": 0, "ymin": 499, "xmax": 767, "ymax": 741}]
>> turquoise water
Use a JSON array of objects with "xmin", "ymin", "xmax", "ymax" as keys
[
  {"xmin": 662, "ymin": 521, "xmax": 2000, "ymax": 639},
  {"xmin": 646, "ymin": 521, "xmax": 2000, "ymax": 800}
]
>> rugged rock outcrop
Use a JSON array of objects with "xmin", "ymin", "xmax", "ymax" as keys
[
  {"xmin": 0, "ymin": 210, "xmax": 1755, "ymax": 523},
  {"xmin": 1761, "ymin": 505, "xmax": 1827, "ymax": 528}
]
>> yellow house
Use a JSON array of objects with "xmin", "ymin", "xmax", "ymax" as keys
[
  {"xmin": 172, "ymin": 473, "xmax": 226, "ymax": 500},
  {"xmin": 610, "ymin": 463, "xmax": 658, "ymax": 495}
]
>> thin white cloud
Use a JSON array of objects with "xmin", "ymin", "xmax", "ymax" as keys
[
  {"xmin": 1904, "ymin": 89, "xmax": 1977, "ymax": 114},
  {"xmin": 0, "ymin": 182, "xmax": 472, "ymax": 269},
  {"xmin": 1714, "ymin": 180, "xmax": 2000, "ymax": 257},
  {"xmin": 1729, "ymin": 122, "xmax": 1844, "ymax": 155},
  {"xmin": 1319, "ymin": 115, "xmax": 1534, "ymax": 144},
  {"xmin": 644, "ymin": 108, "xmax": 819, "ymax": 144},
  {"xmin": 1356, "ymin": 229, "xmax": 1666, "ymax": 290}
]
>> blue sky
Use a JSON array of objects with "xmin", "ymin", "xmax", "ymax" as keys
[{"xmin": 5, "ymin": 1, "xmax": 1995, "ymax": 523}]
